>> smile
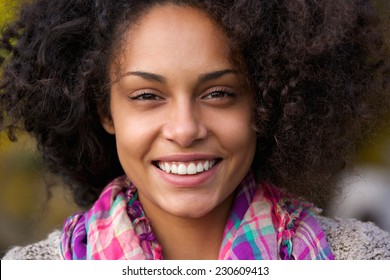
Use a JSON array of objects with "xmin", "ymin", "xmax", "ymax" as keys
[{"xmin": 154, "ymin": 159, "xmax": 220, "ymax": 175}]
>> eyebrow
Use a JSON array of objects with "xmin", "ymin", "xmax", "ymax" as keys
[
  {"xmin": 122, "ymin": 71, "xmax": 166, "ymax": 83},
  {"xmin": 121, "ymin": 69, "xmax": 238, "ymax": 84},
  {"xmin": 198, "ymin": 69, "xmax": 238, "ymax": 83}
]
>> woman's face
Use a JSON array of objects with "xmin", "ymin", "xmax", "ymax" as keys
[{"xmin": 103, "ymin": 5, "xmax": 256, "ymax": 219}]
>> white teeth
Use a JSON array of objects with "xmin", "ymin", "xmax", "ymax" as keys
[
  {"xmin": 164, "ymin": 162, "xmax": 171, "ymax": 173},
  {"xmin": 159, "ymin": 162, "xmax": 165, "ymax": 171},
  {"xmin": 171, "ymin": 164, "xmax": 178, "ymax": 174},
  {"xmin": 156, "ymin": 160, "xmax": 218, "ymax": 175},
  {"xmin": 187, "ymin": 163, "xmax": 197, "ymax": 175},
  {"xmin": 196, "ymin": 163, "xmax": 204, "ymax": 173},
  {"xmin": 204, "ymin": 161, "xmax": 209, "ymax": 171},
  {"xmin": 178, "ymin": 164, "xmax": 187, "ymax": 175}
]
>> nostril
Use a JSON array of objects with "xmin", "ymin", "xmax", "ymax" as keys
[{"xmin": 162, "ymin": 119, "xmax": 207, "ymax": 147}]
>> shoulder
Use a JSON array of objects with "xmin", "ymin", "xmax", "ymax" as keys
[
  {"xmin": 316, "ymin": 215, "xmax": 390, "ymax": 260},
  {"xmin": 2, "ymin": 230, "xmax": 62, "ymax": 260}
]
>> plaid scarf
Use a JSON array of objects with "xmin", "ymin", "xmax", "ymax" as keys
[{"xmin": 60, "ymin": 174, "xmax": 334, "ymax": 260}]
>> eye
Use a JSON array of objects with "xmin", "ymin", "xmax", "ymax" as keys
[
  {"xmin": 202, "ymin": 89, "xmax": 236, "ymax": 100},
  {"xmin": 128, "ymin": 91, "xmax": 164, "ymax": 101}
]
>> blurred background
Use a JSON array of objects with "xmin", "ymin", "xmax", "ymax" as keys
[
  {"xmin": 0, "ymin": 0, "xmax": 82, "ymax": 258},
  {"xmin": 0, "ymin": 0, "xmax": 389, "ymax": 258}
]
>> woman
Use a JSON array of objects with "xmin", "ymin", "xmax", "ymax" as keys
[{"xmin": 1, "ymin": 0, "xmax": 389, "ymax": 259}]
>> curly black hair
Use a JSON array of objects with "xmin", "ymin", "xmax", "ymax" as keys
[{"xmin": 1, "ymin": 0, "xmax": 389, "ymax": 207}]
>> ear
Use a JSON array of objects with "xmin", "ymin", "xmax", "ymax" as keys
[
  {"xmin": 101, "ymin": 116, "xmax": 115, "ymax": 135},
  {"xmin": 97, "ymin": 104, "xmax": 115, "ymax": 135}
]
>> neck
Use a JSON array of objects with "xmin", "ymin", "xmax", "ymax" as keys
[{"xmin": 142, "ymin": 195, "xmax": 234, "ymax": 260}]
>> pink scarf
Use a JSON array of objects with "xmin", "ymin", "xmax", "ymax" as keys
[{"xmin": 60, "ymin": 174, "xmax": 334, "ymax": 259}]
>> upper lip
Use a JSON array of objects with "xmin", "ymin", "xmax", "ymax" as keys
[{"xmin": 153, "ymin": 153, "xmax": 220, "ymax": 162}]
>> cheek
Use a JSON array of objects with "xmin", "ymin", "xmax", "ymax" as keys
[
  {"xmin": 210, "ymin": 107, "xmax": 256, "ymax": 152},
  {"xmin": 113, "ymin": 113, "xmax": 157, "ymax": 161}
]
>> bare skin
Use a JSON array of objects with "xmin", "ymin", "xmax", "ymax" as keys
[
  {"xmin": 102, "ymin": 5, "xmax": 256, "ymax": 259},
  {"xmin": 145, "ymin": 193, "xmax": 234, "ymax": 260}
]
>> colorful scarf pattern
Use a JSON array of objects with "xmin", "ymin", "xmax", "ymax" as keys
[{"xmin": 60, "ymin": 174, "xmax": 334, "ymax": 260}]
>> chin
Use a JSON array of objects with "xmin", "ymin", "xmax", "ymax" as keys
[{"xmin": 167, "ymin": 204, "xmax": 214, "ymax": 219}]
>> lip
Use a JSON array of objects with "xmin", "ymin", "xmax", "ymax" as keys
[
  {"xmin": 153, "ymin": 155, "xmax": 221, "ymax": 188},
  {"xmin": 153, "ymin": 153, "xmax": 218, "ymax": 162}
]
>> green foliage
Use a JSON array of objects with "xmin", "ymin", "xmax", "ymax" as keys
[{"xmin": 0, "ymin": 0, "xmax": 22, "ymax": 28}]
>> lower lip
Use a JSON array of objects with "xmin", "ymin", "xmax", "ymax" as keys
[{"xmin": 154, "ymin": 162, "xmax": 220, "ymax": 188}]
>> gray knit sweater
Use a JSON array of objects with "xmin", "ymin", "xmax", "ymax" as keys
[{"xmin": 2, "ymin": 216, "xmax": 390, "ymax": 260}]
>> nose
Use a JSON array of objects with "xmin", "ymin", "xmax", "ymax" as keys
[{"xmin": 162, "ymin": 100, "xmax": 207, "ymax": 147}]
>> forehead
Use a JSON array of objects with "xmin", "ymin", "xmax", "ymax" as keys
[
  {"xmin": 111, "ymin": 5, "xmax": 232, "ymax": 77},
  {"xmin": 131, "ymin": 4, "xmax": 224, "ymax": 40}
]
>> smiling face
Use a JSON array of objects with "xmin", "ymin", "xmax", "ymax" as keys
[{"xmin": 102, "ymin": 4, "xmax": 256, "ymax": 219}]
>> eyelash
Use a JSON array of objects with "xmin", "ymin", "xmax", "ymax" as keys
[
  {"xmin": 128, "ymin": 91, "xmax": 163, "ymax": 101},
  {"xmin": 202, "ymin": 89, "xmax": 236, "ymax": 100},
  {"xmin": 128, "ymin": 88, "xmax": 236, "ymax": 101}
]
